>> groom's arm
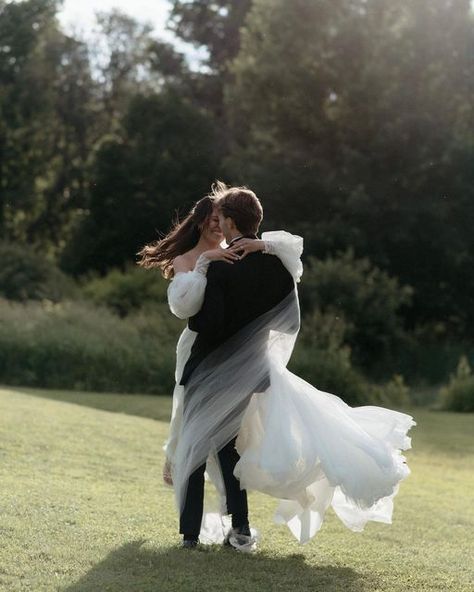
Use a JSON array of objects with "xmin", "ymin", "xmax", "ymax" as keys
[{"xmin": 188, "ymin": 263, "xmax": 226, "ymax": 338}]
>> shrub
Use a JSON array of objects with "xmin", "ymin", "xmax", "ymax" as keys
[
  {"xmin": 0, "ymin": 298, "xmax": 183, "ymax": 394},
  {"xmin": 79, "ymin": 264, "xmax": 169, "ymax": 316},
  {"xmin": 289, "ymin": 308, "xmax": 369, "ymax": 405},
  {"xmin": 367, "ymin": 374, "xmax": 411, "ymax": 408},
  {"xmin": 0, "ymin": 242, "xmax": 76, "ymax": 302},
  {"xmin": 299, "ymin": 248, "xmax": 413, "ymax": 375},
  {"xmin": 439, "ymin": 355, "xmax": 474, "ymax": 412}
]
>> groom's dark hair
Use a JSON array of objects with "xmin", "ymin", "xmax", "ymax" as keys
[{"xmin": 213, "ymin": 181, "xmax": 263, "ymax": 235}]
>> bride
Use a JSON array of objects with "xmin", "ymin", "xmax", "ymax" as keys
[{"xmin": 137, "ymin": 181, "xmax": 415, "ymax": 547}]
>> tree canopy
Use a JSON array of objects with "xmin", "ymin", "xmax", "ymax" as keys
[{"xmin": 1, "ymin": 0, "xmax": 473, "ymax": 342}]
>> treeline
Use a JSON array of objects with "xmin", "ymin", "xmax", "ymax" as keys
[
  {"xmin": 0, "ymin": 240, "xmax": 418, "ymax": 407},
  {"xmin": 0, "ymin": 0, "xmax": 473, "ymax": 387}
]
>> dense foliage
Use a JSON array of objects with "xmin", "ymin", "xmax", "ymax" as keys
[
  {"xmin": 0, "ymin": 242, "xmax": 76, "ymax": 301},
  {"xmin": 1, "ymin": 0, "xmax": 473, "ymax": 401},
  {"xmin": 439, "ymin": 356, "xmax": 474, "ymax": 412},
  {"xmin": 0, "ymin": 297, "xmax": 179, "ymax": 394}
]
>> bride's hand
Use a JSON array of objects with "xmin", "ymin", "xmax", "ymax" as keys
[
  {"xmin": 228, "ymin": 238, "xmax": 265, "ymax": 259},
  {"xmin": 163, "ymin": 459, "xmax": 173, "ymax": 486},
  {"xmin": 202, "ymin": 247, "xmax": 241, "ymax": 264}
]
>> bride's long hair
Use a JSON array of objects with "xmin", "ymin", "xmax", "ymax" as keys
[{"xmin": 136, "ymin": 181, "xmax": 229, "ymax": 278}]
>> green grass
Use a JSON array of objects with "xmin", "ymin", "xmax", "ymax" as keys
[
  {"xmin": 4, "ymin": 385, "xmax": 173, "ymax": 422},
  {"xmin": 0, "ymin": 385, "xmax": 473, "ymax": 592}
]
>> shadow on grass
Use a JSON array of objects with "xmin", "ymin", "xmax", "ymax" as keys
[{"xmin": 63, "ymin": 539, "xmax": 373, "ymax": 592}]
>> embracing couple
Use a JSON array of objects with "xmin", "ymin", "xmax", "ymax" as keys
[{"xmin": 137, "ymin": 181, "xmax": 415, "ymax": 551}]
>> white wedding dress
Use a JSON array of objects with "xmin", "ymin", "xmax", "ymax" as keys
[{"xmin": 164, "ymin": 231, "xmax": 415, "ymax": 545}]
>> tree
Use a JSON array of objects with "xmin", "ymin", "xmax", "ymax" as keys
[
  {"xmin": 224, "ymin": 0, "xmax": 474, "ymax": 336},
  {"xmin": 0, "ymin": 0, "xmax": 101, "ymax": 251},
  {"xmin": 168, "ymin": 0, "xmax": 253, "ymax": 75},
  {"xmin": 167, "ymin": 0, "xmax": 254, "ymax": 138},
  {"xmin": 299, "ymin": 248, "xmax": 413, "ymax": 375},
  {"xmin": 60, "ymin": 90, "xmax": 220, "ymax": 274},
  {"xmin": 0, "ymin": 0, "xmax": 60, "ymax": 240},
  {"xmin": 91, "ymin": 9, "xmax": 172, "ymax": 129}
]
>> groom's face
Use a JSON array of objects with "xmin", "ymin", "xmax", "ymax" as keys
[{"xmin": 217, "ymin": 210, "xmax": 234, "ymax": 242}]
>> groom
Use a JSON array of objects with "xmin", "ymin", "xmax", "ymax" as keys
[{"xmin": 178, "ymin": 187, "xmax": 296, "ymax": 548}]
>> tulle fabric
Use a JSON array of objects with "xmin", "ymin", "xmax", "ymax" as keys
[
  {"xmin": 170, "ymin": 286, "xmax": 415, "ymax": 544},
  {"xmin": 163, "ymin": 231, "xmax": 304, "ymax": 462},
  {"xmin": 261, "ymin": 230, "xmax": 304, "ymax": 283},
  {"xmin": 172, "ymin": 288, "xmax": 301, "ymax": 518},
  {"xmin": 235, "ymin": 375, "xmax": 415, "ymax": 543}
]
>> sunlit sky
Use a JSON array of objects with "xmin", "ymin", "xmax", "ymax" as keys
[
  {"xmin": 58, "ymin": 0, "xmax": 208, "ymax": 70},
  {"xmin": 58, "ymin": 0, "xmax": 170, "ymax": 37}
]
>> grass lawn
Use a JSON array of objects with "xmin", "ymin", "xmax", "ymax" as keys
[{"xmin": 0, "ymin": 385, "xmax": 473, "ymax": 592}]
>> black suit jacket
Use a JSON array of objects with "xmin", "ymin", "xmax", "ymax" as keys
[{"xmin": 179, "ymin": 235, "xmax": 296, "ymax": 386}]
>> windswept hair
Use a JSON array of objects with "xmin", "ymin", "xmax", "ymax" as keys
[{"xmin": 136, "ymin": 180, "xmax": 231, "ymax": 279}]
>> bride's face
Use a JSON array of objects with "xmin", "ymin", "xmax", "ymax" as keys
[{"xmin": 201, "ymin": 209, "xmax": 224, "ymax": 242}]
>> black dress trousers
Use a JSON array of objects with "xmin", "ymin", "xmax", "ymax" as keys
[{"xmin": 179, "ymin": 436, "xmax": 249, "ymax": 537}]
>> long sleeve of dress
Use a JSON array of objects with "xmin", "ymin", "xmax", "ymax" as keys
[
  {"xmin": 166, "ymin": 253, "xmax": 211, "ymax": 319},
  {"xmin": 261, "ymin": 230, "xmax": 304, "ymax": 283},
  {"xmin": 164, "ymin": 253, "xmax": 211, "ymax": 465}
]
